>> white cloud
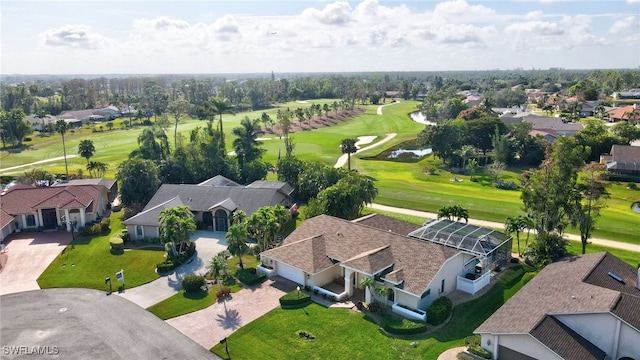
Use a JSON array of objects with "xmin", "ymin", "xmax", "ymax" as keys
[
  {"xmin": 609, "ymin": 16, "xmax": 638, "ymax": 34},
  {"xmin": 505, "ymin": 21, "xmax": 564, "ymax": 36},
  {"xmin": 627, "ymin": 0, "xmax": 640, "ymax": 3},
  {"xmin": 525, "ymin": 11, "xmax": 544, "ymax": 20},
  {"xmin": 40, "ymin": 24, "xmax": 113, "ymax": 49},
  {"xmin": 301, "ymin": 1, "xmax": 353, "ymax": 26},
  {"xmin": 433, "ymin": 0, "xmax": 495, "ymax": 22}
]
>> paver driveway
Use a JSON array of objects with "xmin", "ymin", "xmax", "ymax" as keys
[
  {"xmin": 166, "ymin": 276, "xmax": 297, "ymax": 349},
  {"xmin": 0, "ymin": 232, "xmax": 72, "ymax": 295}
]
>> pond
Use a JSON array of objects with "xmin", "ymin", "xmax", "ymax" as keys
[
  {"xmin": 409, "ymin": 111, "xmax": 438, "ymax": 126},
  {"xmin": 387, "ymin": 148, "xmax": 432, "ymax": 159}
]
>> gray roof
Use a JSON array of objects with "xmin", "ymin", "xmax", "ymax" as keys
[
  {"xmin": 246, "ymin": 180, "xmax": 295, "ymax": 196},
  {"xmin": 123, "ymin": 176, "xmax": 291, "ymax": 226},
  {"xmin": 53, "ymin": 178, "xmax": 116, "ymax": 190},
  {"xmin": 530, "ymin": 316, "xmax": 606, "ymax": 360},
  {"xmin": 610, "ymin": 145, "xmax": 640, "ymax": 163},
  {"xmin": 123, "ymin": 197, "xmax": 185, "ymax": 226}
]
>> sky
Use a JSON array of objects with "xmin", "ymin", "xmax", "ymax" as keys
[{"xmin": 1, "ymin": 0, "xmax": 639, "ymax": 75}]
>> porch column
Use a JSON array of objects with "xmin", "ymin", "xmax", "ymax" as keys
[
  {"xmin": 64, "ymin": 209, "xmax": 71, "ymax": 232},
  {"xmin": 37, "ymin": 209, "xmax": 44, "ymax": 228},
  {"xmin": 21, "ymin": 214, "xmax": 27, "ymax": 228},
  {"xmin": 80, "ymin": 208, "xmax": 86, "ymax": 227}
]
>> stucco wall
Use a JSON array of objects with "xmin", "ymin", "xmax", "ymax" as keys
[
  {"xmin": 555, "ymin": 313, "xmax": 617, "ymax": 356},
  {"xmin": 418, "ymin": 253, "xmax": 465, "ymax": 309},
  {"xmin": 311, "ymin": 265, "xmax": 341, "ymax": 288},
  {"xmin": 127, "ymin": 225, "xmax": 160, "ymax": 240},
  {"xmin": 395, "ymin": 290, "xmax": 419, "ymax": 310},
  {"xmin": 618, "ymin": 321, "xmax": 640, "ymax": 359}
]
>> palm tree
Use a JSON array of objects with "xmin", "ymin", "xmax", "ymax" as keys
[
  {"xmin": 451, "ymin": 205, "xmax": 469, "ymax": 223},
  {"xmin": 210, "ymin": 97, "xmax": 233, "ymax": 148},
  {"xmin": 226, "ymin": 223, "xmax": 249, "ymax": 269},
  {"xmin": 86, "ymin": 161, "xmax": 108, "ymax": 178},
  {"xmin": 455, "ymin": 145, "xmax": 475, "ymax": 170},
  {"xmin": 340, "ymin": 138, "xmax": 358, "ymax": 171},
  {"xmin": 466, "ymin": 158, "xmax": 478, "ymax": 181},
  {"xmin": 55, "ymin": 119, "xmax": 69, "ymax": 179},
  {"xmin": 78, "ymin": 139, "xmax": 95, "ymax": 163},
  {"xmin": 207, "ymin": 254, "xmax": 228, "ymax": 290},
  {"xmin": 374, "ymin": 286, "xmax": 391, "ymax": 305},
  {"xmin": 505, "ymin": 216, "xmax": 524, "ymax": 257},
  {"xmin": 359, "ymin": 277, "xmax": 374, "ymax": 303},
  {"xmin": 260, "ymin": 112, "xmax": 272, "ymax": 132},
  {"xmin": 232, "ymin": 116, "xmax": 265, "ymax": 168},
  {"xmin": 231, "ymin": 209, "xmax": 247, "ymax": 225}
]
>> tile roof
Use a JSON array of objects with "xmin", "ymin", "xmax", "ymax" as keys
[
  {"xmin": 529, "ymin": 316, "xmax": 606, "ymax": 360},
  {"xmin": 1, "ymin": 184, "xmax": 105, "ymax": 215},
  {"xmin": 0, "ymin": 208, "xmax": 14, "ymax": 229},
  {"xmin": 476, "ymin": 253, "xmax": 640, "ymax": 335},
  {"xmin": 263, "ymin": 215, "xmax": 459, "ymax": 295},
  {"xmin": 608, "ymin": 105, "xmax": 640, "ymax": 121}
]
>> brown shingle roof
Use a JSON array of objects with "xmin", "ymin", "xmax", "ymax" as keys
[
  {"xmin": 352, "ymin": 214, "xmax": 422, "ymax": 235},
  {"xmin": 610, "ymin": 145, "xmax": 640, "ymax": 163},
  {"xmin": 530, "ymin": 316, "xmax": 606, "ymax": 360},
  {"xmin": 264, "ymin": 215, "xmax": 458, "ymax": 295},
  {"xmin": 476, "ymin": 253, "xmax": 640, "ymax": 336},
  {"xmin": 612, "ymin": 294, "xmax": 640, "ymax": 331},
  {"xmin": 342, "ymin": 245, "xmax": 393, "ymax": 275}
]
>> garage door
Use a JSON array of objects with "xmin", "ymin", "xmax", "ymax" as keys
[{"xmin": 277, "ymin": 262, "xmax": 304, "ymax": 285}]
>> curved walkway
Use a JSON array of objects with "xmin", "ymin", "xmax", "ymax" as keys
[
  {"xmin": 368, "ymin": 203, "xmax": 640, "ymax": 253},
  {"xmin": 334, "ymin": 133, "xmax": 397, "ymax": 168},
  {"xmin": 376, "ymin": 100, "xmax": 401, "ymax": 115}
]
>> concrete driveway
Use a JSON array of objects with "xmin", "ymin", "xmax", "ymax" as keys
[
  {"xmin": 167, "ymin": 276, "xmax": 297, "ymax": 349},
  {"xmin": 0, "ymin": 232, "xmax": 72, "ymax": 295},
  {"xmin": 118, "ymin": 230, "xmax": 229, "ymax": 308}
]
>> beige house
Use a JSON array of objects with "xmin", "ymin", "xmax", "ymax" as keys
[
  {"xmin": 475, "ymin": 252, "xmax": 640, "ymax": 360},
  {"xmin": 260, "ymin": 214, "xmax": 512, "ymax": 321}
]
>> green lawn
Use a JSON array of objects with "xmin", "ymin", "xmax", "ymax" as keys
[
  {"xmin": 37, "ymin": 213, "xmax": 165, "ymax": 291},
  {"xmin": 146, "ymin": 253, "xmax": 261, "ymax": 320},
  {"xmin": 211, "ymin": 265, "xmax": 532, "ymax": 360}
]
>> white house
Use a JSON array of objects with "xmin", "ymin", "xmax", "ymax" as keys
[{"xmin": 475, "ymin": 252, "xmax": 640, "ymax": 360}]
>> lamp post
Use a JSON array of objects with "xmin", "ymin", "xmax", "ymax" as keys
[
  {"xmin": 105, "ymin": 276, "xmax": 112, "ymax": 295},
  {"xmin": 297, "ymin": 286, "xmax": 300, "ymax": 299}
]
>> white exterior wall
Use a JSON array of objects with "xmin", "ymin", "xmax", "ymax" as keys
[
  {"xmin": 493, "ymin": 334, "xmax": 561, "ymax": 360},
  {"xmin": 618, "ymin": 322, "xmax": 640, "ymax": 359},
  {"xmin": 418, "ymin": 253, "xmax": 465, "ymax": 309},
  {"xmin": 127, "ymin": 225, "xmax": 160, "ymax": 240},
  {"xmin": 555, "ymin": 313, "xmax": 618, "ymax": 356},
  {"xmin": 1, "ymin": 223, "xmax": 14, "ymax": 241},
  {"xmin": 276, "ymin": 262, "xmax": 305, "ymax": 286},
  {"xmin": 395, "ymin": 290, "xmax": 419, "ymax": 310}
]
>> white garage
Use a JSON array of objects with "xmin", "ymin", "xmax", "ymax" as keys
[{"xmin": 276, "ymin": 262, "xmax": 305, "ymax": 286}]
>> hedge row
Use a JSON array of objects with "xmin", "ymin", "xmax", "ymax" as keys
[
  {"xmin": 279, "ymin": 290, "xmax": 311, "ymax": 307},
  {"xmin": 381, "ymin": 315, "xmax": 427, "ymax": 335},
  {"xmin": 156, "ymin": 261, "xmax": 175, "ymax": 273},
  {"xmin": 468, "ymin": 345, "xmax": 492, "ymax": 359},
  {"xmin": 236, "ymin": 268, "xmax": 266, "ymax": 286},
  {"xmin": 427, "ymin": 296, "xmax": 452, "ymax": 326},
  {"xmin": 182, "ymin": 275, "xmax": 206, "ymax": 292}
]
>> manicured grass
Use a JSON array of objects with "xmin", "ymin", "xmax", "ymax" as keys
[
  {"xmin": 37, "ymin": 214, "xmax": 165, "ymax": 291},
  {"xmin": 566, "ymin": 241, "xmax": 639, "ymax": 267},
  {"xmin": 146, "ymin": 253, "xmax": 260, "ymax": 320},
  {"xmin": 147, "ymin": 288, "xmax": 218, "ymax": 320},
  {"xmin": 211, "ymin": 265, "xmax": 532, "ymax": 359}
]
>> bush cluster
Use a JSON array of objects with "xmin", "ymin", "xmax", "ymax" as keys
[
  {"xmin": 367, "ymin": 301, "xmax": 386, "ymax": 315},
  {"xmin": 495, "ymin": 180, "xmax": 519, "ymax": 190},
  {"xmin": 121, "ymin": 231, "xmax": 131, "ymax": 243},
  {"xmin": 99, "ymin": 217, "xmax": 111, "ymax": 233},
  {"xmin": 109, "ymin": 236, "xmax": 124, "ymax": 254},
  {"xmin": 279, "ymin": 289, "xmax": 311, "ymax": 307},
  {"xmin": 79, "ymin": 223, "xmax": 102, "ymax": 236},
  {"xmin": 111, "ymin": 204, "xmax": 122, "ymax": 212},
  {"xmin": 156, "ymin": 260, "xmax": 175, "ymax": 273},
  {"xmin": 216, "ymin": 287, "xmax": 231, "ymax": 299},
  {"xmin": 236, "ymin": 268, "xmax": 266, "ymax": 286},
  {"xmin": 468, "ymin": 345, "xmax": 492, "ymax": 359},
  {"xmin": 521, "ymin": 271, "xmax": 537, "ymax": 285},
  {"xmin": 182, "ymin": 274, "xmax": 206, "ymax": 292},
  {"xmin": 426, "ymin": 296, "xmax": 453, "ymax": 326},
  {"xmin": 171, "ymin": 242, "xmax": 196, "ymax": 265}
]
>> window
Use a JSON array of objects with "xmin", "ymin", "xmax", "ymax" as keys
[
  {"xmin": 441, "ymin": 279, "xmax": 445, "ymax": 294},
  {"xmin": 421, "ymin": 289, "xmax": 431, "ymax": 299},
  {"xmin": 26, "ymin": 214, "xmax": 36, "ymax": 227},
  {"xmin": 136, "ymin": 226, "xmax": 143, "ymax": 238},
  {"xmin": 387, "ymin": 290, "xmax": 395, "ymax": 302}
]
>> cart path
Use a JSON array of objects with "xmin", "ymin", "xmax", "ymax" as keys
[
  {"xmin": 368, "ymin": 203, "xmax": 640, "ymax": 253},
  {"xmin": 376, "ymin": 101, "xmax": 401, "ymax": 115},
  {"xmin": 334, "ymin": 133, "xmax": 397, "ymax": 168},
  {"xmin": 1, "ymin": 155, "xmax": 79, "ymax": 172}
]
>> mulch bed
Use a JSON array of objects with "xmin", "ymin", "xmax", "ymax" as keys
[{"xmin": 263, "ymin": 108, "xmax": 366, "ymax": 136}]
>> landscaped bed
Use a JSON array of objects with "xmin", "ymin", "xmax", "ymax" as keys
[{"xmin": 211, "ymin": 265, "xmax": 533, "ymax": 359}]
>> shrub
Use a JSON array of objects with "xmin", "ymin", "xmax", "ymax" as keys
[
  {"xmin": 367, "ymin": 301, "xmax": 386, "ymax": 315},
  {"xmin": 100, "ymin": 217, "xmax": 111, "ymax": 233},
  {"xmin": 279, "ymin": 289, "xmax": 311, "ymax": 307},
  {"xmin": 426, "ymin": 296, "xmax": 452, "ymax": 326},
  {"xmin": 521, "ymin": 271, "xmax": 537, "ymax": 285},
  {"xmin": 628, "ymin": 182, "xmax": 638, "ymax": 190},
  {"xmin": 156, "ymin": 261, "xmax": 175, "ymax": 273},
  {"xmin": 236, "ymin": 268, "xmax": 266, "ymax": 286},
  {"xmin": 121, "ymin": 231, "xmax": 131, "ymax": 243},
  {"xmin": 468, "ymin": 345, "xmax": 492, "ymax": 359},
  {"xmin": 182, "ymin": 274, "xmax": 206, "ymax": 292},
  {"xmin": 23, "ymin": 137, "xmax": 32, "ymax": 142},
  {"xmin": 495, "ymin": 180, "xmax": 519, "ymax": 190},
  {"xmin": 80, "ymin": 223, "xmax": 103, "ymax": 236},
  {"xmin": 110, "ymin": 236, "xmax": 124, "ymax": 250},
  {"xmin": 381, "ymin": 314, "xmax": 427, "ymax": 335},
  {"xmin": 112, "ymin": 204, "xmax": 122, "ymax": 212},
  {"xmin": 216, "ymin": 287, "xmax": 231, "ymax": 299},
  {"xmin": 465, "ymin": 335, "xmax": 481, "ymax": 347}
]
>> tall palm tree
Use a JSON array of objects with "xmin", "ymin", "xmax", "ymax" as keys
[
  {"xmin": 226, "ymin": 224, "xmax": 249, "ymax": 269},
  {"xmin": 232, "ymin": 116, "xmax": 265, "ymax": 168},
  {"xmin": 55, "ymin": 119, "xmax": 69, "ymax": 179},
  {"xmin": 210, "ymin": 97, "xmax": 233, "ymax": 148},
  {"xmin": 78, "ymin": 139, "xmax": 95, "ymax": 163},
  {"xmin": 374, "ymin": 286, "xmax": 391, "ymax": 306},
  {"xmin": 207, "ymin": 254, "xmax": 228, "ymax": 290},
  {"xmin": 455, "ymin": 145, "xmax": 475, "ymax": 170},
  {"xmin": 505, "ymin": 216, "xmax": 524, "ymax": 257},
  {"xmin": 341, "ymin": 138, "xmax": 358, "ymax": 171}
]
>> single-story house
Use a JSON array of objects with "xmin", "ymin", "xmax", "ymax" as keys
[
  {"xmin": 475, "ymin": 252, "xmax": 640, "ymax": 360},
  {"xmin": 607, "ymin": 105, "xmax": 640, "ymax": 123},
  {"xmin": 122, "ymin": 175, "xmax": 294, "ymax": 240},
  {"xmin": 260, "ymin": 214, "xmax": 512, "ymax": 320},
  {"xmin": 600, "ymin": 145, "xmax": 640, "ymax": 176},
  {"xmin": 612, "ymin": 89, "xmax": 640, "ymax": 100},
  {"xmin": 24, "ymin": 114, "xmax": 58, "ymax": 131},
  {"xmin": 524, "ymin": 115, "xmax": 583, "ymax": 136},
  {"xmin": 0, "ymin": 182, "xmax": 111, "ymax": 240},
  {"xmin": 52, "ymin": 178, "xmax": 118, "ymax": 203},
  {"xmin": 58, "ymin": 105, "xmax": 122, "ymax": 124}
]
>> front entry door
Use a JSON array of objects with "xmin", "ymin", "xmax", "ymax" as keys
[
  {"xmin": 41, "ymin": 208, "xmax": 58, "ymax": 229},
  {"xmin": 215, "ymin": 210, "xmax": 228, "ymax": 232}
]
